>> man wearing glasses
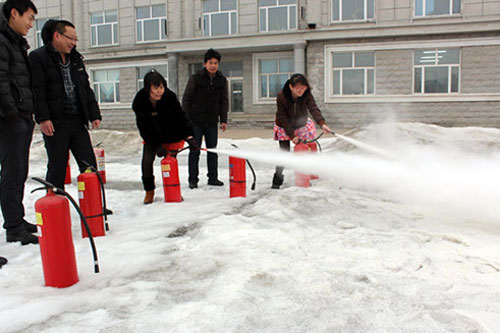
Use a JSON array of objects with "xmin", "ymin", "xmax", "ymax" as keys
[{"xmin": 29, "ymin": 20, "xmax": 102, "ymax": 189}]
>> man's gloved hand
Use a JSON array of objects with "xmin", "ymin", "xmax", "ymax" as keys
[
  {"xmin": 155, "ymin": 145, "xmax": 167, "ymax": 157},
  {"xmin": 186, "ymin": 138, "xmax": 199, "ymax": 151}
]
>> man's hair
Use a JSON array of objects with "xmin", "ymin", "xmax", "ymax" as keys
[
  {"xmin": 53, "ymin": 20, "xmax": 75, "ymax": 35},
  {"xmin": 143, "ymin": 71, "xmax": 167, "ymax": 94},
  {"xmin": 41, "ymin": 20, "xmax": 75, "ymax": 45},
  {"xmin": 2, "ymin": 0, "xmax": 38, "ymax": 20},
  {"xmin": 204, "ymin": 48, "xmax": 221, "ymax": 63}
]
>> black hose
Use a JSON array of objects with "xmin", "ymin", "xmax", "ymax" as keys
[
  {"xmin": 298, "ymin": 133, "xmax": 324, "ymax": 152},
  {"xmin": 32, "ymin": 177, "xmax": 100, "ymax": 273}
]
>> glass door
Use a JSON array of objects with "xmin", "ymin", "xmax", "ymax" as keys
[{"xmin": 230, "ymin": 79, "xmax": 243, "ymax": 113}]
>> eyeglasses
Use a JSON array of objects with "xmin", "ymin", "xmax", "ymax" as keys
[{"xmin": 59, "ymin": 32, "xmax": 79, "ymax": 43}]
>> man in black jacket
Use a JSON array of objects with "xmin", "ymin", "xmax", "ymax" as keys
[
  {"xmin": 0, "ymin": 0, "xmax": 38, "ymax": 245},
  {"xmin": 182, "ymin": 49, "xmax": 228, "ymax": 189},
  {"xmin": 29, "ymin": 20, "xmax": 102, "ymax": 189}
]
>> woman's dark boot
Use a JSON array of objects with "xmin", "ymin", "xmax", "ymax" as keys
[{"xmin": 271, "ymin": 167, "xmax": 284, "ymax": 189}]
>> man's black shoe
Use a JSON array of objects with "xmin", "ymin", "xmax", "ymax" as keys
[
  {"xmin": 6, "ymin": 229, "xmax": 39, "ymax": 245},
  {"xmin": 189, "ymin": 181, "xmax": 198, "ymax": 189},
  {"xmin": 0, "ymin": 256, "xmax": 7, "ymax": 268},
  {"xmin": 23, "ymin": 220, "xmax": 37, "ymax": 233},
  {"xmin": 208, "ymin": 178, "xmax": 224, "ymax": 186}
]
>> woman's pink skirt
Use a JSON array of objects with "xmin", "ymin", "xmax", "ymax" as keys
[{"xmin": 273, "ymin": 118, "xmax": 317, "ymax": 141}]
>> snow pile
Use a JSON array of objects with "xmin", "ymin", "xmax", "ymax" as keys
[{"xmin": 0, "ymin": 122, "xmax": 499, "ymax": 332}]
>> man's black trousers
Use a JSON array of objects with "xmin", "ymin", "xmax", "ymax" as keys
[
  {"xmin": 43, "ymin": 117, "xmax": 96, "ymax": 189},
  {"xmin": 188, "ymin": 123, "xmax": 218, "ymax": 183},
  {"xmin": 0, "ymin": 117, "xmax": 34, "ymax": 231}
]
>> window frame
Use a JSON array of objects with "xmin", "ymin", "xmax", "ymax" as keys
[
  {"xmin": 331, "ymin": 0, "xmax": 375, "ymax": 22},
  {"xmin": 252, "ymin": 52, "xmax": 294, "ymax": 104},
  {"xmin": 91, "ymin": 69, "xmax": 120, "ymax": 104},
  {"xmin": 259, "ymin": 0, "xmax": 297, "ymax": 32},
  {"xmin": 328, "ymin": 51, "xmax": 376, "ymax": 97},
  {"xmin": 136, "ymin": 4, "xmax": 167, "ymax": 43},
  {"xmin": 413, "ymin": 48, "xmax": 461, "ymax": 94},
  {"xmin": 90, "ymin": 10, "xmax": 119, "ymax": 47},
  {"xmin": 414, "ymin": 0, "xmax": 461, "ymax": 17},
  {"xmin": 202, "ymin": 0, "xmax": 238, "ymax": 37}
]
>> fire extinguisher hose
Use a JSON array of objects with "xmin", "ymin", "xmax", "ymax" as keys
[
  {"xmin": 298, "ymin": 133, "xmax": 324, "ymax": 152},
  {"xmin": 31, "ymin": 177, "xmax": 100, "ymax": 273}
]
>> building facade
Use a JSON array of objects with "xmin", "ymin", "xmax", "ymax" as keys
[{"xmin": 27, "ymin": 0, "xmax": 500, "ymax": 130}]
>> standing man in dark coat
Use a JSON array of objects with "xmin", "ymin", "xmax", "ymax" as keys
[
  {"xmin": 182, "ymin": 48, "xmax": 228, "ymax": 189},
  {"xmin": 0, "ymin": 0, "xmax": 38, "ymax": 245},
  {"xmin": 29, "ymin": 20, "xmax": 102, "ymax": 189}
]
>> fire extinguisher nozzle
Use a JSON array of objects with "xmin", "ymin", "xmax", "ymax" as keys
[{"xmin": 94, "ymin": 263, "xmax": 100, "ymax": 273}]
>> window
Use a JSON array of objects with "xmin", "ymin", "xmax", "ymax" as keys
[
  {"xmin": 137, "ymin": 65, "xmax": 168, "ymax": 90},
  {"xmin": 332, "ymin": 0, "xmax": 374, "ymax": 21},
  {"xmin": 415, "ymin": 0, "xmax": 461, "ymax": 16},
  {"xmin": 256, "ymin": 54, "xmax": 294, "ymax": 100},
  {"xmin": 259, "ymin": 0, "xmax": 297, "ymax": 32},
  {"xmin": 136, "ymin": 5, "xmax": 167, "ymax": 42},
  {"xmin": 35, "ymin": 17, "xmax": 58, "ymax": 47},
  {"xmin": 90, "ymin": 10, "xmax": 118, "ymax": 46},
  {"xmin": 414, "ymin": 49, "xmax": 460, "ymax": 94},
  {"xmin": 203, "ymin": 0, "xmax": 237, "ymax": 36},
  {"xmin": 92, "ymin": 69, "xmax": 120, "ymax": 103},
  {"xmin": 331, "ymin": 51, "xmax": 375, "ymax": 95}
]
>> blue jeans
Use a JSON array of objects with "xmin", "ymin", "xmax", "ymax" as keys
[{"xmin": 188, "ymin": 123, "xmax": 218, "ymax": 183}]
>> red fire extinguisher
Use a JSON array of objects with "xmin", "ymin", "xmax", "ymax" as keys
[
  {"xmin": 229, "ymin": 156, "xmax": 246, "ymax": 198},
  {"xmin": 161, "ymin": 155, "xmax": 182, "ymax": 202},
  {"xmin": 228, "ymin": 144, "xmax": 257, "ymax": 198},
  {"xmin": 77, "ymin": 169, "xmax": 106, "ymax": 238},
  {"xmin": 64, "ymin": 155, "xmax": 71, "ymax": 185},
  {"xmin": 94, "ymin": 143, "xmax": 106, "ymax": 184},
  {"xmin": 308, "ymin": 142, "xmax": 319, "ymax": 180},
  {"xmin": 294, "ymin": 142, "xmax": 310, "ymax": 188},
  {"xmin": 32, "ymin": 177, "xmax": 99, "ymax": 288}
]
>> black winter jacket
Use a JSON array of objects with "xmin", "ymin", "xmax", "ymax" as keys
[
  {"xmin": 276, "ymin": 79, "xmax": 325, "ymax": 138},
  {"xmin": 132, "ymin": 88, "xmax": 194, "ymax": 147},
  {"xmin": 29, "ymin": 45, "xmax": 101, "ymax": 125},
  {"xmin": 182, "ymin": 68, "xmax": 228, "ymax": 126},
  {"xmin": 0, "ymin": 9, "xmax": 34, "ymax": 121}
]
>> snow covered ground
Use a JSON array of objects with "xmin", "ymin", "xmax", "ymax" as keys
[{"xmin": 0, "ymin": 122, "xmax": 499, "ymax": 332}]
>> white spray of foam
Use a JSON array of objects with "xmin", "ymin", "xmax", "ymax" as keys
[
  {"xmin": 334, "ymin": 134, "xmax": 398, "ymax": 160},
  {"xmin": 209, "ymin": 140, "xmax": 500, "ymax": 226}
]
